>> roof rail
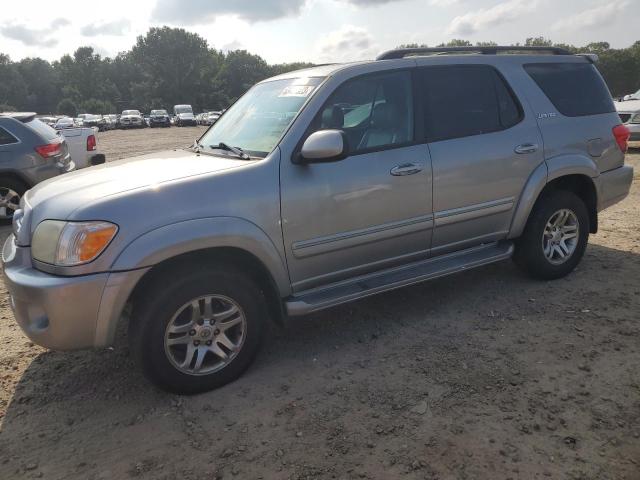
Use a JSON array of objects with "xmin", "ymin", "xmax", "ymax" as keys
[{"xmin": 376, "ymin": 46, "xmax": 573, "ymax": 61}]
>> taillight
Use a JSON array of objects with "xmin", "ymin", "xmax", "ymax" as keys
[
  {"xmin": 87, "ymin": 134, "xmax": 97, "ymax": 151},
  {"xmin": 34, "ymin": 139, "xmax": 62, "ymax": 158},
  {"xmin": 612, "ymin": 124, "xmax": 630, "ymax": 153}
]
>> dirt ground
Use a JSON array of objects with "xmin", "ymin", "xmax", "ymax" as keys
[{"xmin": 1, "ymin": 129, "xmax": 639, "ymax": 480}]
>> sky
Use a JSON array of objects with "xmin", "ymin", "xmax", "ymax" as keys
[{"xmin": 0, "ymin": 0, "xmax": 638, "ymax": 64}]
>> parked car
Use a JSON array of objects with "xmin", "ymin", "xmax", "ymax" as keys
[
  {"xmin": 614, "ymin": 98, "xmax": 640, "ymax": 142},
  {"xmin": 38, "ymin": 116, "xmax": 58, "ymax": 128},
  {"xmin": 149, "ymin": 109, "xmax": 171, "ymax": 128},
  {"xmin": 59, "ymin": 127, "xmax": 106, "ymax": 169},
  {"xmin": 622, "ymin": 89, "xmax": 640, "ymax": 101},
  {"xmin": 199, "ymin": 111, "xmax": 221, "ymax": 126},
  {"xmin": 173, "ymin": 104, "xmax": 197, "ymax": 126},
  {"xmin": 82, "ymin": 114, "xmax": 107, "ymax": 132},
  {"xmin": 2, "ymin": 47, "xmax": 633, "ymax": 394},
  {"xmin": 0, "ymin": 112, "xmax": 74, "ymax": 224},
  {"xmin": 54, "ymin": 117, "xmax": 76, "ymax": 130},
  {"xmin": 119, "ymin": 110, "xmax": 144, "ymax": 129}
]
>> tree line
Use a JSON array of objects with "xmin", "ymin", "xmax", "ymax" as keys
[{"xmin": 0, "ymin": 28, "xmax": 638, "ymax": 117}]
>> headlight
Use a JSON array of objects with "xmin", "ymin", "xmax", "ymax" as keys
[
  {"xmin": 32, "ymin": 220, "xmax": 118, "ymax": 266},
  {"xmin": 631, "ymin": 114, "xmax": 640, "ymax": 124}
]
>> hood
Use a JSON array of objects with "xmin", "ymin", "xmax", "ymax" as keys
[
  {"xmin": 177, "ymin": 112, "xmax": 195, "ymax": 119},
  {"xmin": 25, "ymin": 149, "xmax": 248, "ymax": 223},
  {"xmin": 614, "ymin": 99, "xmax": 640, "ymax": 113},
  {"xmin": 121, "ymin": 114, "xmax": 142, "ymax": 120}
]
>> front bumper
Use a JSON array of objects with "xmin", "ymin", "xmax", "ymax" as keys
[
  {"xmin": 596, "ymin": 165, "xmax": 634, "ymax": 211},
  {"xmin": 2, "ymin": 235, "xmax": 148, "ymax": 350}
]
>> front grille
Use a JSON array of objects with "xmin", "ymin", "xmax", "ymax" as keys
[{"xmin": 619, "ymin": 113, "xmax": 632, "ymax": 123}]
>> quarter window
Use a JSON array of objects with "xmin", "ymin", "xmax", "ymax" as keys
[
  {"xmin": 311, "ymin": 70, "xmax": 414, "ymax": 154},
  {"xmin": 524, "ymin": 63, "xmax": 615, "ymax": 117},
  {"xmin": 418, "ymin": 65, "xmax": 523, "ymax": 142},
  {"xmin": 0, "ymin": 126, "xmax": 18, "ymax": 146}
]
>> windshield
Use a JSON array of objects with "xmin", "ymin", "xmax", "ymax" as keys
[
  {"xmin": 122, "ymin": 110, "xmax": 140, "ymax": 116},
  {"xmin": 175, "ymin": 106, "xmax": 193, "ymax": 114},
  {"xmin": 151, "ymin": 110, "xmax": 167, "ymax": 115},
  {"xmin": 199, "ymin": 77, "xmax": 324, "ymax": 158}
]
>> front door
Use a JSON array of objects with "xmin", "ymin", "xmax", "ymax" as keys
[
  {"xmin": 280, "ymin": 70, "xmax": 433, "ymax": 292},
  {"xmin": 415, "ymin": 64, "xmax": 545, "ymax": 255}
]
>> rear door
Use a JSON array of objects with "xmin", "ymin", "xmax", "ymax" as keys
[{"xmin": 416, "ymin": 64, "xmax": 545, "ymax": 255}]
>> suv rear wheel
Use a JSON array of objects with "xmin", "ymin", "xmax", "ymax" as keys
[
  {"xmin": 129, "ymin": 264, "xmax": 268, "ymax": 394},
  {"xmin": 514, "ymin": 190, "xmax": 589, "ymax": 280},
  {"xmin": 0, "ymin": 177, "xmax": 28, "ymax": 225}
]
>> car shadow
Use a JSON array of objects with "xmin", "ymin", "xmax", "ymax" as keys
[{"xmin": 1, "ymin": 242, "xmax": 639, "ymax": 478}]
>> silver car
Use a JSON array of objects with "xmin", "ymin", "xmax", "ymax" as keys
[{"xmin": 2, "ymin": 47, "xmax": 633, "ymax": 394}]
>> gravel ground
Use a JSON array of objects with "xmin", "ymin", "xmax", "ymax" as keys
[{"xmin": 0, "ymin": 129, "xmax": 639, "ymax": 480}]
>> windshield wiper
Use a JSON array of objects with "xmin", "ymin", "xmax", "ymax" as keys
[{"xmin": 211, "ymin": 142, "xmax": 251, "ymax": 160}]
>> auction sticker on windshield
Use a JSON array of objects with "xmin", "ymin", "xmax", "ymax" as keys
[{"xmin": 279, "ymin": 85, "xmax": 315, "ymax": 97}]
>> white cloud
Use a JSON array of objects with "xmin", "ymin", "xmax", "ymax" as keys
[
  {"xmin": 551, "ymin": 1, "xmax": 630, "ymax": 31},
  {"xmin": 81, "ymin": 19, "xmax": 131, "ymax": 37},
  {"xmin": 316, "ymin": 25, "xmax": 378, "ymax": 62},
  {"xmin": 152, "ymin": 0, "xmax": 308, "ymax": 24},
  {"xmin": 429, "ymin": 0, "xmax": 460, "ymax": 6},
  {"xmin": 447, "ymin": 0, "xmax": 537, "ymax": 36}
]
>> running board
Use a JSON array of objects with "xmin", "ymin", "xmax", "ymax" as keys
[{"xmin": 285, "ymin": 241, "xmax": 514, "ymax": 316}]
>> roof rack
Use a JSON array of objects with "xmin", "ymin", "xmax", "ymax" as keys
[{"xmin": 376, "ymin": 46, "xmax": 573, "ymax": 61}]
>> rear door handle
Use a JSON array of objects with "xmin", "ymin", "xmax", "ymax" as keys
[
  {"xmin": 390, "ymin": 163, "xmax": 423, "ymax": 176},
  {"xmin": 514, "ymin": 143, "xmax": 539, "ymax": 154}
]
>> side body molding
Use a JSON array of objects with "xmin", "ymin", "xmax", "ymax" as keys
[
  {"xmin": 508, "ymin": 154, "xmax": 599, "ymax": 239},
  {"xmin": 111, "ymin": 217, "xmax": 291, "ymax": 296}
]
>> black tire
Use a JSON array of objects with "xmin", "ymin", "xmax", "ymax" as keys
[
  {"xmin": 0, "ymin": 177, "xmax": 28, "ymax": 225},
  {"xmin": 129, "ymin": 264, "xmax": 268, "ymax": 394},
  {"xmin": 514, "ymin": 190, "xmax": 589, "ymax": 280}
]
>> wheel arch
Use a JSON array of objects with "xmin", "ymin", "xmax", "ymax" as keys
[{"xmin": 509, "ymin": 155, "xmax": 599, "ymax": 238}]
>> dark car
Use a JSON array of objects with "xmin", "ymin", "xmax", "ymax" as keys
[
  {"xmin": 149, "ymin": 109, "xmax": 171, "ymax": 128},
  {"xmin": 0, "ymin": 112, "xmax": 74, "ymax": 223},
  {"xmin": 82, "ymin": 114, "xmax": 107, "ymax": 131}
]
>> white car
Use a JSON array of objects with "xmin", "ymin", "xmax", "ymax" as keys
[
  {"xmin": 119, "ymin": 109, "xmax": 144, "ymax": 129},
  {"xmin": 58, "ymin": 127, "xmax": 105, "ymax": 168},
  {"xmin": 615, "ymin": 98, "xmax": 640, "ymax": 142}
]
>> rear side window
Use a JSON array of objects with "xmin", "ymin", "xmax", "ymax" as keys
[
  {"xmin": 0, "ymin": 126, "xmax": 18, "ymax": 145},
  {"xmin": 26, "ymin": 118, "xmax": 58, "ymax": 141},
  {"xmin": 418, "ymin": 65, "xmax": 523, "ymax": 142},
  {"xmin": 524, "ymin": 63, "xmax": 615, "ymax": 117}
]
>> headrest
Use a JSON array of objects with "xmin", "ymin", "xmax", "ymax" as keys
[
  {"xmin": 322, "ymin": 105, "xmax": 344, "ymax": 129},
  {"xmin": 371, "ymin": 103, "xmax": 395, "ymax": 129}
]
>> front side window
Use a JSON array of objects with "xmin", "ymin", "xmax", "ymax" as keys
[
  {"xmin": 0, "ymin": 126, "xmax": 18, "ymax": 146},
  {"xmin": 199, "ymin": 77, "xmax": 324, "ymax": 158},
  {"xmin": 311, "ymin": 70, "xmax": 414, "ymax": 154},
  {"xmin": 418, "ymin": 65, "xmax": 522, "ymax": 142}
]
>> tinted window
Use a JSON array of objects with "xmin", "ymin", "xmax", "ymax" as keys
[
  {"xmin": 312, "ymin": 70, "xmax": 414, "ymax": 153},
  {"xmin": 0, "ymin": 126, "xmax": 18, "ymax": 145},
  {"xmin": 25, "ymin": 118, "xmax": 58, "ymax": 141},
  {"xmin": 418, "ymin": 65, "xmax": 522, "ymax": 142},
  {"xmin": 524, "ymin": 63, "xmax": 615, "ymax": 117}
]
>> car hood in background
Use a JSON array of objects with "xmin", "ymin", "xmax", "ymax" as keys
[
  {"xmin": 177, "ymin": 113, "xmax": 195, "ymax": 119},
  {"xmin": 25, "ymin": 149, "xmax": 249, "ymax": 222},
  {"xmin": 614, "ymin": 99, "xmax": 640, "ymax": 113}
]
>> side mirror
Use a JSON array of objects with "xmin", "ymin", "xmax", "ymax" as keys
[{"xmin": 297, "ymin": 129, "xmax": 348, "ymax": 164}]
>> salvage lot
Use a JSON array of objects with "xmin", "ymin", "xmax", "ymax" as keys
[{"xmin": 0, "ymin": 128, "xmax": 639, "ymax": 480}]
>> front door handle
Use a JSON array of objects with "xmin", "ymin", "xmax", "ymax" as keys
[
  {"xmin": 390, "ymin": 163, "xmax": 423, "ymax": 176},
  {"xmin": 514, "ymin": 143, "xmax": 539, "ymax": 154}
]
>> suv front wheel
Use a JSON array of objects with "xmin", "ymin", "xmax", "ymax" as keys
[
  {"xmin": 514, "ymin": 190, "xmax": 589, "ymax": 280},
  {"xmin": 129, "ymin": 264, "xmax": 268, "ymax": 394}
]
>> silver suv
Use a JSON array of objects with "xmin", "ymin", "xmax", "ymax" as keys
[{"xmin": 2, "ymin": 47, "xmax": 633, "ymax": 394}]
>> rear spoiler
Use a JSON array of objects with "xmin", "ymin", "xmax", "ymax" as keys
[
  {"xmin": 577, "ymin": 53, "xmax": 599, "ymax": 63},
  {"xmin": 0, "ymin": 112, "xmax": 37, "ymax": 122}
]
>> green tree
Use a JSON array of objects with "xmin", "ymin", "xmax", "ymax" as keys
[{"xmin": 57, "ymin": 98, "xmax": 77, "ymax": 117}]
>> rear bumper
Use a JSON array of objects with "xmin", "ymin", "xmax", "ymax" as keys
[
  {"xmin": 2, "ymin": 234, "xmax": 148, "ymax": 350},
  {"xmin": 596, "ymin": 165, "xmax": 634, "ymax": 211},
  {"xmin": 21, "ymin": 159, "xmax": 75, "ymax": 186}
]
